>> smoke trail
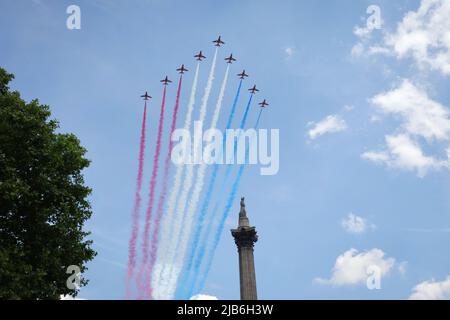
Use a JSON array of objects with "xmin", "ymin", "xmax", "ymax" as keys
[
  {"xmin": 167, "ymin": 62, "xmax": 229, "ymax": 299},
  {"xmin": 162, "ymin": 49, "xmax": 218, "ymax": 299},
  {"xmin": 224, "ymin": 80, "xmax": 243, "ymax": 130},
  {"xmin": 177, "ymin": 80, "xmax": 243, "ymax": 298},
  {"xmin": 137, "ymin": 85, "xmax": 167, "ymax": 298},
  {"xmin": 153, "ymin": 64, "xmax": 200, "ymax": 300},
  {"xmin": 254, "ymin": 108, "xmax": 263, "ymax": 129},
  {"xmin": 193, "ymin": 95, "xmax": 257, "ymax": 295},
  {"xmin": 221, "ymin": 92, "xmax": 254, "ymax": 185},
  {"xmin": 126, "ymin": 101, "xmax": 148, "ymax": 298},
  {"xmin": 206, "ymin": 92, "xmax": 254, "ymax": 227},
  {"xmin": 145, "ymin": 74, "xmax": 183, "ymax": 299}
]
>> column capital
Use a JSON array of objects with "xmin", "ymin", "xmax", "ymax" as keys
[{"xmin": 231, "ymin": 227, "xmax": 258, "ymax": 248}]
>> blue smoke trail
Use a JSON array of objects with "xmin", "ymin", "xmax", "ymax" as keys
[
  {"xmin": 191, "ymin": 96, "xmax": 259, "ymax": 296},
  {"xmin": 175, "ymin": 80, "xmax": 243, "ymax": 299},
  {"xmin": 254, "ymin": 108, "xmax": 263, "ymax": 129}
]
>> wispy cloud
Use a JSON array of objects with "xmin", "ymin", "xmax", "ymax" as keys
[
  {"xmin": 283, "ymin": 46, "xmax": 296, "ymax": 60},
  {"xmin": 307, "ymin": 115, "xmax": 347, "ymax": 140},
  {"xmin": 341, "ymin": 213, "xmax": 375, "ymax": 234}
]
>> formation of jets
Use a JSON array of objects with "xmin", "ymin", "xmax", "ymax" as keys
[{"xmin": 141, "ymin": 37, "xmax": 268, "ymax": 110}]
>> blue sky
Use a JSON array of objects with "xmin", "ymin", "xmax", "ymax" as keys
[{"xmin": 2, "ymin": 0, "xmax": 450, "ymax": 299}]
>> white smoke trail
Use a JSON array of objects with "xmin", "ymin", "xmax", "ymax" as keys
[
  {"xmin": 152, "ymin": 63, "xmax": 200, "ymax": 300},
  {"xmin": 167, "ymin": 63, "xmax": 230, "ymax": 299},
  {"xmin": 161, "ymin": 49, "xmax": 219, "ymax": 299}
]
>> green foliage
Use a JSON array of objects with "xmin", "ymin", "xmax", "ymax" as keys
[{"xmin": 0, "ymin": 67, "xmax": 96, "ymax": 299}]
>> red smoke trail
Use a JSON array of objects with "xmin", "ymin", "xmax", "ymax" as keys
[
  {"xmin": 137, "ymin": 86, "xmax": 167, "ymax": 298},
  {"xmin": 126, "ymin": 101, "xmax": 147, "ymax": 298},
  {"xmin": 146, "ymin": 74, "xmax": 183, "ymax": 298}
]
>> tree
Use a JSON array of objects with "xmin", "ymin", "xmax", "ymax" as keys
[{"xmin": 0, "ymin": 67, "xmax": 96, "ymax": 299}]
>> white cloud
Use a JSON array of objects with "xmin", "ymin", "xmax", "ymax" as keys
[
  {"xmin": 409, "ymin": 276, "xmax": 450, "ymax": 300},
  {"xmin": 362, "ymin": 134, "xmax": 441, "ymax": 177},
  {"xmin": 363, "ymin": 0, "xmax": 450, "ymax": 75},
  {"xmin": 387, "ymin": 0, "xmax": 450, "ymax": 75},
  {"xmin": 308, "ymin": 115, "xmax": 347, "ymax": 140},
  {"xmin": 190, "ymin": 294, "xmax": 219, "ymax": 300},
  {"xmin": 341, "ymin": 213, "xmax": 374, "ymax": 234},
  {"xmin": 351, "ymin": 0, "xmax": 450, "ymax": 76},
  {"xmin": 363, "ymin": 80, "xmax": 450, "ymax": 176},
  {"xmin": 315, "ymin": 248, "xmax": 396, "ymax": 286},
  {"xmin": 354, "ymin": 26, "xmax": 373, "ymax": 39},
  {"xmin": 370, "ymin": 80, "xmax": 450, "ymax": 141},
  {"xmin": 353, "ymin": 2, "xmax": 450, "ymax": 176}
]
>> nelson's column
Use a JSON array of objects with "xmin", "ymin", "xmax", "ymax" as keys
[{"xmin": 231, "ymin": 197, "xmax": 258, "ymax": 300}]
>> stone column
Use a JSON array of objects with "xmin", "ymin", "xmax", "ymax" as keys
[{"xmin": 231, "ymin": 197, "xmax": 258, "ymax": 300}]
